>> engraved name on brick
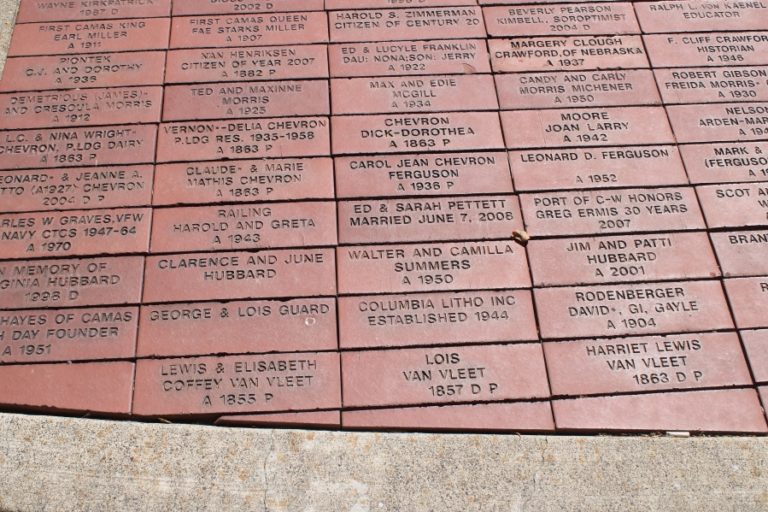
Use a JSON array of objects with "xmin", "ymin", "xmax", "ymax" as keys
[
  {"xmin": 0, "ymin": 165, "xmax": 154, "ymax": 212},
  {"xmin": 528, "ymin": 232, "xmax": 719, "ymax": 286},
  {"xmin": 0, "ymin": 306, "xmax": 138, "ymax": 364},
  {"xmin": 156, "ymin": 118, "xmax": 329, "ymax": 163},
  {"xmin": 163, "ymin": 80, "xmax": 330, "ymax": 121},
  {"xmin": 339, "ymin": 290, "xmax": 537, "ymax": 349},
  {"xmin": 153, "ymin": 158, "xmax": 334, "ymax": 205},
  {"xmin": 0, "ymin": 87, "xmax": 162, "ymax": 130},
  {"xmin": 0, "ymin": 208, "xmax": 151, "ymax": 260},
  {"xmin": 696, "ymin": 183, "xmax": 768, "ymax": 228},
  {"xmin": 490, "ymin": 35, "xmax": 649, "ymax": 73},
  {"xmin": 502, "ymin": 107, "xmax": 674, "ymax": 149},
  {"xmin": 711, "ymin": 230, "xmax": 768, "ymax": 277},
  {"xmin": 654, "ymin": 66, "xmax": 768, "ymax": 104},
  {"xmin": 545, "ymin": 332, "xmax": 752, "ymax": 396},
  {"xmin": 0, "ymin": 125, "xmax": 157, "ymax": 170},
  {"xmin": 9, "ymin": 18, "xmax": 170, "ymax": 56},
  {"xmin": 332, "ymin": 112, "xmax": 504, "ymax": 155},
  {"xmin": 681, "ymin": 142, "xmax": 768, "ymax": 184},
  {"xmin": 644, "ymin": 32, "xmax": 768, "ymax": 68},
  {"xmin": 329, "ymin": 7, "xmax": 485, "ymax": 42},
  {"xmin": 520, "ymin": 187, "xmax": 705, "ymax": 236},
  {"xmin": 0, "ymin": 52, "xmax": 166, "ymax": 92},
  {"xmin": 509, "ymin": 146, "xmax": 687, "ymax": 191},
  {"xmin": 132, "ymin": 352, "xmax": 341, "ymax": 416},
  {"xmin": 0, "ymin": 255, "xmax": 144, "ymax": 309},
  {"xmin": 150, "ymin": 202, "xmax": 337, "ymax": 253},
  {"xmin": 143, "ymin": 249, "xmax": 336, "ymax": 303},
  {"xmin": 338, "ymin": 196, "xmax": 522, "ymax": 244},
  {"xmin": 170, "ymin": 12, "xmax": 328, "ymax": 48},
  {"xmin": 329, "ymin": 39, "xmax": 491, "ymax": 77},
  {"xmin": 337, "ymin": 241, "xmax": 531, "ymax": 294},
  {"xmin": 484, "ymin": 3, "xmax": 640, "ymax": 37},
  {"xmin": 332, "ymin": 75, "xmax": 498, "ymax": 114},
  {"xmin": 335, "ymin": 152, "xmax": 513, "ymax": 198},
  {"xmin": 137, "ymin": 298, "xmax": 337, "ymax": 357},
  {"xmin": 165, "ymin": 45, "xmax": 328, "ymax": 84},
  {"xmin": 17, "ymin": 0, "xmax": 171, "ymax": 22},
  {"xmin": 342, "ymin": 344, "xmax": 549, "ymax": 407},
  {"xmin": 535, "ymin": 281, "xmax": 734, "ymax": 339}
]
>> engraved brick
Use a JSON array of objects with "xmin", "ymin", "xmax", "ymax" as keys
[
  {"xmin": 489, "ymin": 35, "xmax": 649, "ymax": 73},
  {"xmin": 0, "ymin": 306, "xmax": 137, "ymax": 364},
  {"xmin": 338, "ymin": 195, "xmax": 522, "ymax": 244},
  {"xmin": 143, "ymin": 249, "xmax": 335, "ymax": 303},
  {"xmin": 156, "ymin": 118, "xmax": 329, "ymax": 163},
  {"xmin": 132, "ymin": 352, "xmax": 341, "ymax": 416},
  {"xmin": 8, "ymin": 18, "xmax": 170, "ymax": 56},
  {"xmin": 335, "ymin": 152, "xmax": 513, "ymax": 198},
  {"xmin": 680, "ymin": 142, "xmax": 768, "ymax": 185},
  {"xmin": 520, "ymin": 187, "xmax": 705, "ymax": 237},
  {"xmin": 529, "ymin": 232, "xmax": 719, "ymax": 287},
  {"xmin": 0, "ymin": 86, "xmax": 162, "ymax": 130},
  {"xmin": 502, "ymin": 107, "xmax": 674, "ymax": 149},
  {"xmin": 0, "ymin": 255, "xmax": 144, "ymax": 309},
  {"xmin": 496, "ymin": 69, "xmax": 659, "ymax": 110},
  {"xmin": 0, "ymin": 52, "xmax": 166, "ymax": 92},
  {"xmin": 165, "ymin": 45, "xmax": 329, "ymax": 84},
  {"xmin": 0, "ymin": 165, "xmax": 154, "ymax": 212},
  {"xmin": 327, "ymin": 0, "xmax": 475, "ymax": 8},
  {"xmin": 635, "ymin": 1, "xmax": 768, "ymax": 33},
  {"xmin": 484, "ymin": 3, "xmax": 639, "ymax": 37},
  {"xmin": 152, "ymin": 158, "xmax": 334, "ymax": 206},
  {"xmin": 332, "ymin": 112, "xmax": 503, "ymax": 155},
  {"xmin": 342, "ymin": 402, "xmax": 554, "ymax": 432},
  {"xmin": 545, "ymin": 332, "xmax": 752, "ymax": 396},
  {"xmin": 724, "ymin": 277, "xmax": 768, "ymax": 329},
  {"xmin": 170, "ymin": 12, "xmax": 328, "ymax": 49},
  {"xmin": 329, "ymin": 7, "xmax": 485, "ymax": 42},
  {"xmin": 742, "ymin": 329, "xmax": 768, "ymax": 383},
  {"xmin": 174, "ymin": 0, "xmax": 323, "ymax": 16},
  {"xmin": 553, "ymin": 389, "xmax": 768, "ymax": 433},
  {"xmin": 509, "ymin": 146, "xmax": 687, "ymax": 192},
  {"xmin": 137, "ymin": 298, "xmax": 337, "ymax": 358},
  {"xmin": 696, "ymin": 183, "xmax": 768, "ymax": 229},
  {"xmin": 711, "ymin": 230, "xmax": 768, "ymax": 277},
  {"xmin": 332, "ymin": 75, "xmax": 497, "ymax": 114},
  {"xmin": 0, "ymin": 124, "xmax": 157, "ymax": 170},
  {"xmin": 342, "ymin": 343, "xmax": 549, "ymax": 408},
  {"xmin": 17, "ymin": 0, "xmax": 171, "ymax": 22},
  {"xmin": 163, "ymin": 80, "xmax": 330, "ymax": 121},
  {"xmin": 643, "ymin": 32, "xmax": 768, "ymax": 68},
  {"xmin": 534, "ymin": 280, "xmax": 734, "ymax": 339},
  {"xmin": 339, "ymin": 289, "xmax": 537, "ymax": 349},
  {"xmin": 0, "ymin": 207, "xmax": 151, "ymax": 260},
  {"xmin": 654, "ymin": 67, "xmax": 768, "ymax": 105},
  {"xmin": 328, "ymin": 39, "xmax": 491, "ymax": 77},
  {"xmin": 216, "ymin": 410, "xmax": 340, "ymax": 428},
  {"xmin": 668, "ymin": 103, "xmax": 768, "ymax": 143},
  {"xmin": 337, "ymin": 240, "xmax": 531, "ymax": 295},
  {"xmin": 0, "ymin": 361, "xmax": 134, "ymax": 415},
  {"xmin": 150, "ymin": 202, "xmax": 336, "ymax": 253}
]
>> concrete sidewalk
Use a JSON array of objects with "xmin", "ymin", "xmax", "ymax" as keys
[
  {"xmin": 0, "ymin": 0, "xmax": 17, "ymax": 76},
  {"xmin": 1, "ymin": 413, "xmax": 767, "ymax": 512}
]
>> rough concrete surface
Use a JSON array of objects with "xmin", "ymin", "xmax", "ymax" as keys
[
  {"xmin": 0, "ymin": 0, "xmax": 18, "ymax": 77},
  {"xmin": 0, "ymin": 413, "xmax": 766, "ymax": 512}
]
